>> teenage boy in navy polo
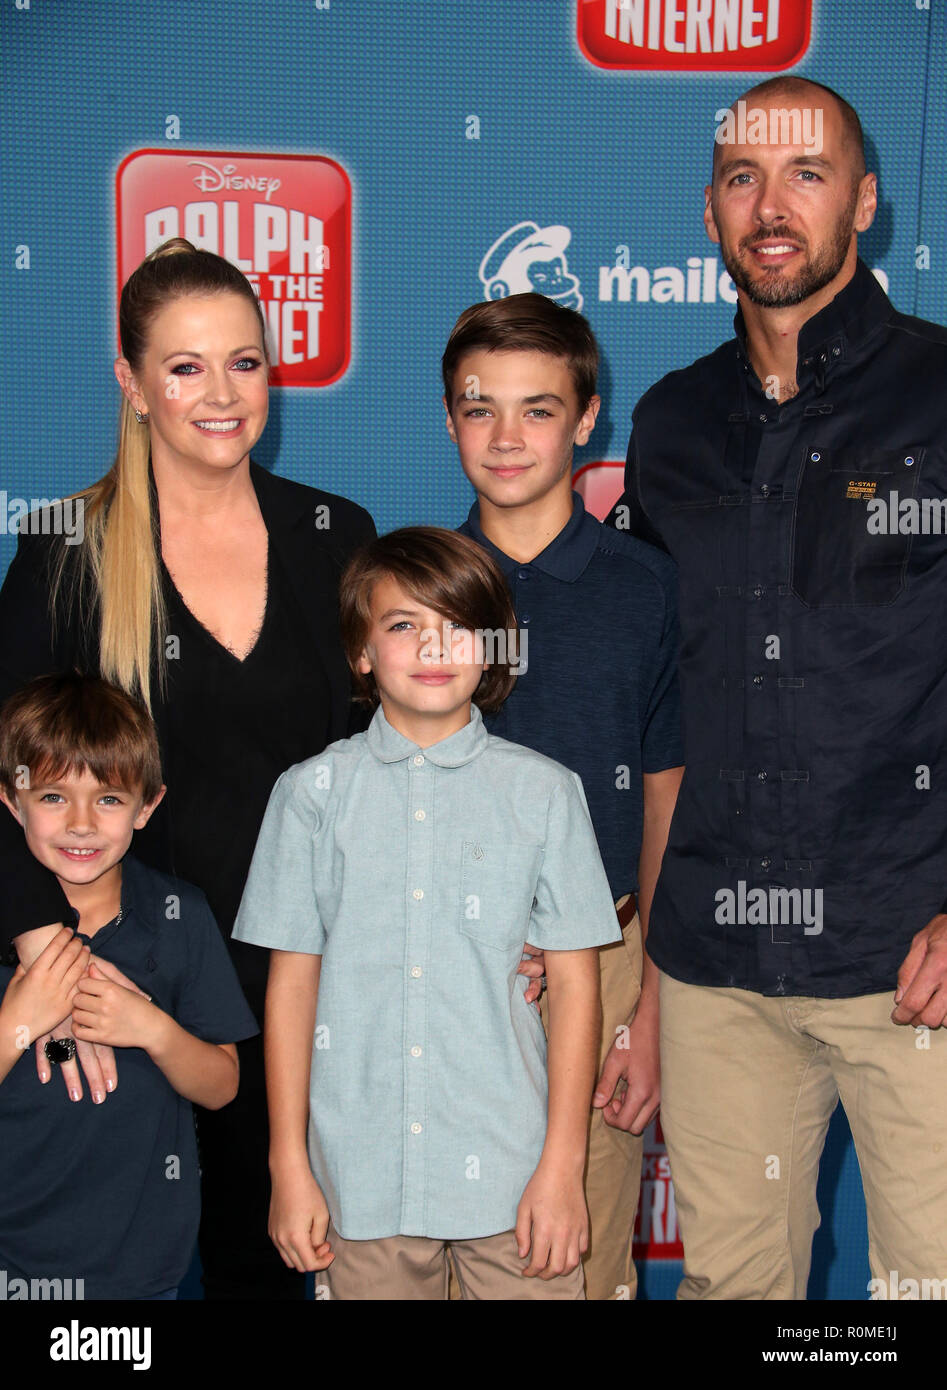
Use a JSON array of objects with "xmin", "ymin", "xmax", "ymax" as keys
[
  {"xmin": 234, "ymin": 527, "xmax": 622, "ymax": 1300},
  {"xmin": 0, "ymin": 672, "xmax": 257, "ymax": 1300},
  {"xmin": 443, "ymin": 294, "xmax": 685, "ymax": 1300}
]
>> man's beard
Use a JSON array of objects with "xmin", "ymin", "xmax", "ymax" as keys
[{"xmin": 721, "ymin": 192, "xmax": 858, "ymax": 308}]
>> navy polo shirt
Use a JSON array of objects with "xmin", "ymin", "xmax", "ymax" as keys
[
  {"xmin": 459, "ymin": 492, "xmax": 684, "ymax": 898},
  {"xmin": 0, "ymin": 854, "xmax": 258, "ymax": 1299}
]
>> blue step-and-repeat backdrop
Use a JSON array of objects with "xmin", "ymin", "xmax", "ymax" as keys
[{"xmin": 2, "ymin": 0, "xmax": 944, "ymax": 1300}]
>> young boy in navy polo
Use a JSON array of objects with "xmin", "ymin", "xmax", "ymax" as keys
[
  {"xmin": 0, "ymin": 672, "xmax": 257, "ymax": 1300},
  {"xmin": 443, "ymin": 293, "xmax": 685, "ymax": 1300}
]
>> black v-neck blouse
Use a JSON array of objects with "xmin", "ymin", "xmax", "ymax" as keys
[{"xmin": 160, "ymin": 542, "xmax": 331, "ymax": 953}]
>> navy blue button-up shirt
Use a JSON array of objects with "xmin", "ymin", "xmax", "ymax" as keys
[
  {"xmin": 611, "ymin": 260, "xmax": 947, "ymax": 997},
  {"xmin": 459, "ymin": 493, "xmax": 683, "ymax": 899}
]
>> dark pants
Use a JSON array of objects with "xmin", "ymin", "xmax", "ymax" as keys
[{"xmin": 194, "ymin": 1033, "xmax": 306, "ymax": 1301}]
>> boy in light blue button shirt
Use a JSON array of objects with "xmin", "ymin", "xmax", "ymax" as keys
[{"xmin": 233, "ymin": 527, "xmax": 621, "ymax": 1299}]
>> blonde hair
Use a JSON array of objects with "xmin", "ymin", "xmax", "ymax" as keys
[{"xmin": 53, "ymin": 238, "xmax": 267, "ymax": 710}]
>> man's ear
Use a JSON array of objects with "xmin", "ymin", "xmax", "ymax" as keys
[
  {"xmin": 0, "ymin": 789, "xmax": 24, "ymax": 827},
  {"xmin": 133, "ymin": 784, "xmax": 167, "ymax": 832},
  {"xmin": 703, "ymin": 186, "xmax": 721, "ymax": 246},
  {"xmin": 443, "ymin": 396, "xmax": 458, "ymax": 444},
  {"xmin": 853, "ymin": 171, "xmax": 878, "ymax": 235}
]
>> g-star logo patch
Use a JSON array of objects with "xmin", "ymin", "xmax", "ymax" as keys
[{"xmin": 846, "ymin": 479, "xmax": 877, "ymax": 500}]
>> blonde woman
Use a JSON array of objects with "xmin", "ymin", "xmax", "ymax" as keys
[{"xmin": 0, "ymin": 239, "xmax": 375, "ymax": 1299}]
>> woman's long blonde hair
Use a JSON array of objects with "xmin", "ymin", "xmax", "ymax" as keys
[{"xmin": 53, "ymin": 238, "xmax": 267, "ymax": 710}]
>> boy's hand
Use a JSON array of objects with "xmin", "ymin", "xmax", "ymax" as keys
[
  {"xmin": 71, "ymin": 962, "xmax": 162, "ymax": 1051},
  {"xmin": 2, "ymin": 927, "xmax": 88, "ymax": 1050},
  {"xmin": 515, "ymin": 1160, "xmax": 588, "ymax": 1279},
  {"xmin": 269, "ymin": 1162, "xmax": 335, "ymax": 1272},
  {"xmin": 35, "ymin": 954, "xmax": 150, "ymax": 1099}
]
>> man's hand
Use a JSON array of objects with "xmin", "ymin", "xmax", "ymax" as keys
[
  {"xmin": 515, "ymin": 1159, "xmax": 588, "ymax": 1279},
  {"xmin": 592, "ymin": 1001, "xmax": 660, "ymax": 1134},
  {"xmin": 517, "ymin": 943, "xmax": 546, "ymax": 1007},
  {"xmin": 35, "ymin": 955, "xmax": 149, "ymax": 1099},
  {"xmin": 892, "ymin": 913, "xmax": 947, "ymax": 1027},
  {"xmin": 269, "ymin": 1162, "xmax": 335, "ymax": 1272}
]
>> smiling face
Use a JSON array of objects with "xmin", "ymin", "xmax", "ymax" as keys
[
  {"xmin": 2, "ymin": 767, "xmax": 163, "ymax": 901},
  {"xmin": 356, "ymin": 574, "xmax": 486, "ymax": 746},
  {"xmin": 115, "ymin": 291, "xmax": 269, "ymax": 477},
  {"xmin": 705, "ymin": 91, "xmax": 876, "ymax": 310},
  {"xmin": 444, "ymin": 349, "xmax": 599, "ymax": 514}
]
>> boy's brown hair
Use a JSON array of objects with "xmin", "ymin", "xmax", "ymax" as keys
[
  {"xmin": 0, "ymin": 672, "xmax": 163, "ymax": 802},
  {"xmin": 340, "ymin": 528, "xmax": 520, "ymax": 715},
  {"xmin": 441, "ymin": 292, "xmax": 599, "ymax": 412}
]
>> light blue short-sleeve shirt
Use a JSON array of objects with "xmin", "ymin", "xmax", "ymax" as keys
[{"xmin": 233, "ymin": 703, "xmax": 621, "ymax": 1240}]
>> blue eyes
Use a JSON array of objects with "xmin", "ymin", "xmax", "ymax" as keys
[{"xmin": 170, "ymin": 358, "xmax": 262, "ymax": 375}]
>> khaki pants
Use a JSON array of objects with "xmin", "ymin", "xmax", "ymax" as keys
[
  {"xmin": 540, "ymin": 901, "xmax": 644, "ymax": 1301},
  {"xmin": 320, "ymin": 1223, "xmax": 585, "ymax": 1300},
  {"xmin": 659, "ymin": 970, "xmax": 947, "ymax": 1300}
]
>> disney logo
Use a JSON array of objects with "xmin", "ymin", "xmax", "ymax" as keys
[{"xmin": 187, "ymin": 160, "xmax": 282, "ymax": 203}]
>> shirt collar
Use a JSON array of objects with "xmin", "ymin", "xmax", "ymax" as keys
[
  {"xmin": 74, "ymin": 854, "xmax": 155, "ymax": 947},
  {"xmin": 366, "ymin": 702, "xmax": 489, "ymax": 767},
  {"xmin": 734, "ymin": 257, "xmax": 892, "ymax": 386},
  {"xmin": 462, "ymin": 491, "xmax": 600, "ymax": 583}
]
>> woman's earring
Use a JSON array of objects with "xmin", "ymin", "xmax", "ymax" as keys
[{"xmin": 134, "ymin": 409, "xmax": 149, "ymax": 424}]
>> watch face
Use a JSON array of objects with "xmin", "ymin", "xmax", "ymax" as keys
[{"xmin": 43, "ymin": 1037, "xmax": 77, "ymax": 1065}]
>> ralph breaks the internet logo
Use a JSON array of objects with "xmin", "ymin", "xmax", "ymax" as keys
[
  {"xmin": 116, "ymin": 149, "xmax": 352, "ymax": 387},
  {"xmin": 577, "ymin": 0, "xmax": 811, "ymax": 70}
]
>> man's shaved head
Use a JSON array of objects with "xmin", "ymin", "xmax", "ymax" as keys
[{"xmin": 712, "ymin": 76, "xmax": 867, "ymax": 185}]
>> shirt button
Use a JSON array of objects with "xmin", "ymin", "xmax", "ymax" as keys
[
  {"xmin": 761, "ymin": 856, "xmax": 772, "ymax": 870},
  {"xmin": 757, "ymin": 770, "xmax": 768, "ymax": 782},
  {"xmin": 413, "ymin": 754, "xmax": 425, "ymax": 766},
  {"xmin": 410, "ymin": 1122, "xmax": 422, "ymax": 1135},
  {"xmin": 410, "ymin": 1046, "xmax": 422, "ymax": 1058},
  {"xmin": 521, "ymin": 614, "xmax": 530, "ymax": 624},
  {"xmin": 410, "ymin": 966, "xmax": 422, "ymax": 978},
  {"xmin": 758, "ymin": 413, "xmax": 768, "ymax": 423},
  {"xmin": 753, "ymin": 585, "xmax": 764, "ymax": 599},
  {"xmin": 517, "ymin": 568, "xmax": 529, "ymax": 580},
  {"xmin": 753, "ymin": 674, "xmax": 764, "ymax": 686},
  {"xmin": 414, "ymin": 809, "xmax": 426, "ymax": 821},
  {"xmin": 412, "ymin": 888, "xmax": 424, "ymax": 900},
  {"xmin": 759, "ymin": 484, "xmax": 770, "ymax": 498}
]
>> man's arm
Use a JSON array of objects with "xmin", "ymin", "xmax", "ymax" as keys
[
  {"xmin": 593, "ymin": 765, "xmax": 684, "ymax": 1133},
  {"xmin": 265, "ymin": 949, "xmax": 333, "ymax": 1272},
  {"xmin": 516, "ymin": 945, "xmax": 601, "ymax": 1279}
]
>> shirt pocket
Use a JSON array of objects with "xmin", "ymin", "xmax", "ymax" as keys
[
  {"xmin": 790, "ymin": 445, "xmax": 923, "ymax": 607},
  {"xmin": 459, "ymin": 839, "xmax": 544, "ymax": 952}
]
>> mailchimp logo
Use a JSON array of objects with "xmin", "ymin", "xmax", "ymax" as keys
[
  {"xmin": 116, "ymin": 149, "xmax": 352, "ymax": 388},
  {"xmin": 479, "ymin": 221, "xmax": 583, "ymax": 311}
]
